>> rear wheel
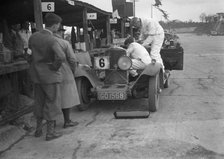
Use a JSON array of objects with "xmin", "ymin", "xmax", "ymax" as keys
[
  {"xmin": 148, "ymin": 74, "xmax": 160, "ymax": 112},
  {"xmin": 76, "ymin": 77, "xmax": 92, "ymax": 111}
]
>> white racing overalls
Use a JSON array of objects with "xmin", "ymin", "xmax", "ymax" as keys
[{"xmin": 140, "ymin": 18, "xmax": 165, "ymax": 70}]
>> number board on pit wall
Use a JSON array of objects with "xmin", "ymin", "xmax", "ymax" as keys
[
  {"xmin": 94, "ymin": 56, "xmax": 110, "ymax": 69},
  {"xmin": 42, "ymin": 2, "xmax": 55, "ymax": 12}
]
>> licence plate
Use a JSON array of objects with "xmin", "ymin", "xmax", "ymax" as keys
[{"xmin": 98, "ymin": 91, "xmax": 126, "ymax": 100}]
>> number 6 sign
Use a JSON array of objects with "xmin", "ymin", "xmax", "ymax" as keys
[
  {"xmin": 42, "ymin": 2, "xmax": 55, "ymax": 12},
  {"xmin": 94, "ymin": 56, "xmax": 110, "ymax": 69}
]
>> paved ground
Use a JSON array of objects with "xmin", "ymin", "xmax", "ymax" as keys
[{"xmin": 1, "ymin": 34, "xmax": 224, "ymax": 159}]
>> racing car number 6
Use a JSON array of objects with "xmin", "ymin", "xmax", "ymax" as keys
[
  {"xmin": 94, "ymin": 56, "xmax": 110, "ymax": 69},
  {"xmin": 99, "ymin": 58, "xmax": 105, "ymax": 67}
]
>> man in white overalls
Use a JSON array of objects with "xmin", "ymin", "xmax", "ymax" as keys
[{"xmin": 139, "ymin": 18, "xmax": 165, "ymax": 71}]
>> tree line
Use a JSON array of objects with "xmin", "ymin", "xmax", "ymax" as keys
[
  {"xmin": 199, "ymin": 13, "xmax": 220, "ymax": 23},
  {"xmin": 159, "ymin": 20, "xmax": 201, "ymax": 30}
]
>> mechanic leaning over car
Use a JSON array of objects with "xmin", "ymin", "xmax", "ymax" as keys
[
  {"xmin": 124, "ymin": 36, "xmax": 152, "ymax": 77},
  {"xmin": 138, "ymin": 18, "xmax": 165, "ymax": 70}
]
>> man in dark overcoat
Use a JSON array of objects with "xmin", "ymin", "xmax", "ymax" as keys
[{"xmin": 29, "ymin": 13, "xmax": 65, "ymax": 141}]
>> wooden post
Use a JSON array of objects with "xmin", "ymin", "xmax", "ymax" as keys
[
  {"xmin": 106, "ymin": 15, "xmax": 111, "ymax": 44},
  {"xmin": 124, "ymin": 17, "xmax": 127, "ymax": 37},
  {"xmin": 77, "ymin": 26, "xmax": 80, "ymax": 42},
  {"xmin": 133, "ymin": 0, "xmax": 136, "ymax": 17},
  {"xmin": 83, "ymin": 7, "xmax": 89, "ymax": 51},
  {"xmin": 130, "ymin": 26, "xmax": 133, "ymax": 37},
  {"xmin": 33, "ymin": 0, "xmax": 43, "ymax": 31},
  {"xmin": 121, "ymin": 18, "xmax": 125, "ymax": 38},
  {"xmin": 151, "ymin": 3, "xmax": 153, "ymax": 18}
]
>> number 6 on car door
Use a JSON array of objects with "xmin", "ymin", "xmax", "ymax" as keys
[{"xmin": 94, "ymin": 56, "xmax": 110, "ymax": 69}]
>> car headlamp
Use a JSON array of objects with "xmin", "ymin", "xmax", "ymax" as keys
[{"xmin": 117, "ymin": 56, "xmax": 132, "ymax": 70}]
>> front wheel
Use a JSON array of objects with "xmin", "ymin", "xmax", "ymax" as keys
[
  {"xmin": 76, "ymin": 77, "xmax": 92, "ymax": 111},
  {"xmin": 148, "ymin": 74, "xmax": 160, "ymax": 112}
]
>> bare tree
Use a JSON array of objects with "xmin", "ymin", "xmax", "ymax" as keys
[
  {"xmin": 205, "ymin": 14, "xmax": 215, "ymax": 23},
  {"xmin": 153, "ymin": 0, "xmax": 169, "ymax": 20},
  {"xmin": 199, "ymin": 13, "xmax": 206, "ymax": 23}
]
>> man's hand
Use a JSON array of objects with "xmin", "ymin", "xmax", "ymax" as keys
[
  {"xmin": 151, "ymin": 59, "xmax": 156, "ymax": 64},
  {"xmin": 47, "ymin": 59, "xmax": 62, "ymax": 71},
  {"xmin": 137, "ymin": 58, "xmax": 142, "ymax": 61}
]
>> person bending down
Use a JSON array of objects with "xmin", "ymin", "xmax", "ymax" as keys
[{"xmin": 124, "ymin": 36, "xmax": 152, "ymax": 77}]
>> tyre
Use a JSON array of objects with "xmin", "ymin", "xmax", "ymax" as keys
[
  {"xmin": 76, "ymin": 77, "xmax": 92, "ymax": 111},
  {"xmin": 148, "ymin": 74, "xmax": 160, "ymax": 112}
]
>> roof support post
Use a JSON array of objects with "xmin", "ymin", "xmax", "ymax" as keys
[
  {"xmin": 130, "ymin": 24, "xmax": 133, "ymax": 37},
  {"xmin": 83, "ymin": 7, "xmax": 90, "ymax": 51},
  {"xmin": 121, "ymin": 18, "xmax": 125, "ymax": 38},
  {"xmin": 106, "ymin": 15, "xmax": 111, "ymax": 44},
  {"xmin": 76, "ymin": 26, "xmax": 80, "ymax": 42},
  {"xmin": 33, "ymin": 0, "xmax": 43, "ymax": 31}
]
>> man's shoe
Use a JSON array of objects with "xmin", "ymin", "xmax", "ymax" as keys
[
  {"xmin": 46, "ymin": 120, "xmax": 62, "ymax": 141},
  {"xmin": 34, "ymin": 118, "xmax": 43, "ymax": 137},
  {"xmin": 63, "ymin": 120, "xmax": 79, "ymax": 128},
  {"xmin": 46, "ymin": 132, "xmax": 62, "ymax": 141}
]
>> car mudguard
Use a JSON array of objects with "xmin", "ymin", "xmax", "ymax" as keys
[
  {"xmin": 131, "ymin": 63, "xmax": 164, "ymax": 91},
  {"xmin": 74, "ymin": 65, "xmax": 102, "ymax": 88},
  {"xmin": 141, "ymin": 63, "xmax": 162, "ymax": 76}
]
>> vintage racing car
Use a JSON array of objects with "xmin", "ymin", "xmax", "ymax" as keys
[{"xmin": 74, "ymin": 40, "xmax": 183, "ymax": 112}]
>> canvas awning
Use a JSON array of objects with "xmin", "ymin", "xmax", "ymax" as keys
[{"xmin": 0, "ymin": 0, "xmax": 111, "ymax": 28}]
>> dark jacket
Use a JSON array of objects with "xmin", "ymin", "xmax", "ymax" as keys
[{"xmin": 28, "ymin": 29, "xmax": 65, "ymax": 84}]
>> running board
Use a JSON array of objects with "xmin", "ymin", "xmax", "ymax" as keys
[{"xmin": 114, "ymin": 111, "xmax": 150, "ymax": 119}]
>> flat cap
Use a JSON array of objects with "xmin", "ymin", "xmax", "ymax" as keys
[
  {"xmin": 44, "ymin": 13, "xmax": 62, "ymax": 26},
  {"xmin": 124, "ymin": 36, "xmax": 134, "ymax": 46}
]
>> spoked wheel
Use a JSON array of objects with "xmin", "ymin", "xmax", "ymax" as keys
[
  {"xmin": 76, "ymin": 77, "xmax": 92, "ymax": 111},
  {"xmin": 148, "ymin": 74, "xmax": 160, "ymax": 112}
]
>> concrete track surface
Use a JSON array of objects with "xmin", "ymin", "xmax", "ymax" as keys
[{"xmin": 1, "ymin": 34, "xmax": 224, "ymax": 159}]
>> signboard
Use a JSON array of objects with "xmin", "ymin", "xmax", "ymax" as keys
[
  {"xmin": 110, "ymin": 18, "xmax": 117, "ymax": 24},
  {"xmin": 87, "ymin": 13, "xmax": 97, "ymax": 20},
  {"xmin": 125, "ymin": 22, "xmax": 130, "ymax": 27},
  {"xmin": 113, "ymin": 38, "xmax": 126, "ymax": 45},
  {"xmin": 41, "ymin": 2, "xmax": 55, "ymax": 12},
  {"xmin": 88, "ymin": 27, "xmax": 92, "ymax": 31},
  {"xmin": 94, "ymin": 56, "xmax": 110, "ymax": 69}
]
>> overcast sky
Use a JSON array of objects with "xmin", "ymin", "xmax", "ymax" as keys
[{"xmin": 80, "ymin": 0, "xmax": 224, "ymax": 22}]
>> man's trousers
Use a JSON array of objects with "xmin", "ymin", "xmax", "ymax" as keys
[{"xmin": 34, "ymin": 83, "xmax": 61, "ymax": 121}]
